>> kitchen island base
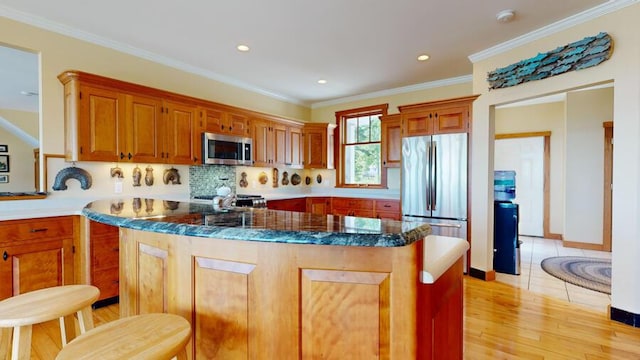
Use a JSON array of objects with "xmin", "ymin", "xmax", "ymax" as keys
[{"xmin": 119, "ymin": 228, "xmax": 463, "ymax": 359}]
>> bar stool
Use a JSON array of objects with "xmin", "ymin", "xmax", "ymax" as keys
[
  {"xmin": 55, "ymin": 313, "xmax": 192, "ymax": 360},
  {"xmin": 0, "ymin": 284, "xmax": 100, "ymax": 360}
]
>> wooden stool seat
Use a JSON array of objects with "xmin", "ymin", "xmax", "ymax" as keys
[
  {"xmin": 55, "ymin": 313, "xmax": 192, "ymax": 360},
  {"xmin": 0, "ymin": 285, "xmax": 100, "ymax": 360}
]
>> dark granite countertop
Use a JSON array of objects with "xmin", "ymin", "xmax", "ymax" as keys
[{"xmin": 82, "ymin": 198, "xmax": 431, "ymax": 247}]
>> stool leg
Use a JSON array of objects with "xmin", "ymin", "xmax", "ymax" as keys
[
  {"xmin": 11, "ymin": 325, "xmax": 32, "ymax": 360},
  {"xmin": 76, "ymin": 306, "xmax": 95, "ymax": 333},
  {"xmin": 59, "ymin": 315, "xmax": 74, "ymax": 346},
  {"xmin": 0, "ymin": 328, "xmax": 12, "ymax": 360},
  {"xmin": 173, "ymin": 348, "xmax": 188, "ymax": 360}
]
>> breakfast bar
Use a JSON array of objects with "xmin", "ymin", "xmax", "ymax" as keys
[{"xmin": 83, "ymin": 198, "xmax": 467, "ymax": 359}]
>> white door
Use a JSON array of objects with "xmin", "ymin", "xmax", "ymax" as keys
[{"xmin": 495, "ymin": 137, "xmax": 544, "ymax": 236}]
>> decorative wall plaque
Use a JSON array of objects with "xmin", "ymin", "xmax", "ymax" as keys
[{"xmin": 487, "ymin": 32, "xmax": 613, "ymax": 90}]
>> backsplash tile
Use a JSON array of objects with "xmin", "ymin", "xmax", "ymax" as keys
[{"xmin": 189, "ymin": 165, "xmax": 236, "ymax": 197}]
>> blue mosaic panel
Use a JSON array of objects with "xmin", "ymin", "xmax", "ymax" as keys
[{"xmin": 487, "ymin": 32, "xmax": 612, "ymax": 90}]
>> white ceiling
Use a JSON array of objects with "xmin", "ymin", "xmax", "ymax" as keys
[{"xmin": 0, "ymin": 0, "xmax": 625, "ymax": 110}]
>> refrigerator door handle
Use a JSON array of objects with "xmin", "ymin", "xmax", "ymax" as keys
[
  {"xmin": 429, "ymin": 223, "xmax": 462, "ymax": 228},
  {"xmin": 426, "ymin": 140, "xmax": 432, "ymax": 211},
  {"xmin": 432, "ymin": 141, "xmax": 437, "ymax": 211}
]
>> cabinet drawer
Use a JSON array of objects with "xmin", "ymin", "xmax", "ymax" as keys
[
  {"xmin": 0, "ymin": 217, "xmax": 74, "ymax": 243},
  {"xmin": 92, "ymin": 268, "xmax": 119, "ymax": 299},
  {"xmin": 91, "ymin": 236, "xmax": 119, "ymax": 270},
  {"xmin": 375, "ymin": 200, "xmax": 400, "ymax": 212},
  {"xmin": 331, "ymin": 198, "xmax": 374, "ymax": 210}
]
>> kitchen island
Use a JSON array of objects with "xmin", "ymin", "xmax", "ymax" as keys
[{"xmin": 83, "ymin": 198, "xmax": 467, "ymax": 359}]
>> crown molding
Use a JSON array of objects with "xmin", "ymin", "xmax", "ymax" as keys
[
  {"xmin": 468, "ymin": 0, "xmax": 639, "ymax": 63},
  {"xmin": 0, "ymin": 5, "xmax": 306, "ymax": 106},
  {"xmin": 310, "ymin": 75, "xmax": 473, "ymax": 109}
]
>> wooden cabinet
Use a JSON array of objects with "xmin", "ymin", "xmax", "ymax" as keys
[
  {"xmin": 90, "ymin": 221, "xmax": 119, "ymax": 302},
  {"xmin": 381, "ymin": 114, "xmax": 402, "ymax": 168},
  {"xmin": 59, "ymin": 71, "xmax": 200, "ymax": 165},
  {"xmin": 303, "ymin": 123, "xmax": 336, "ymax": 169},
  {"xmin": 200, "ymin": 106, "xmax": 249, "ymax": 137},
  {"xmin": 375, "ymin": 199, "xmax": 401, "ymax": 220},
  {"xmin": 306, "ymin": 197, "xmax": 331, "ymax": 215},
  {"xmin": 252, "ymin": 117, "xmax": 304, "ymax": 168},
  {"xmin": 267, "ymin": 197, "xmax": 307, "ymax": 212},
  {"xmin": 0, "ymin": 216, "xmax": 77, "ymax": 300},
  {"xmin": 399, "ymin": 95, "xmax": 479, "ymax": 137},
  {"xmin": 331, "ymin": 197, "xmax": 375, "ymax": 218}
]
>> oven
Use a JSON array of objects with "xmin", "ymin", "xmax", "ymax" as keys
[{"xmin": 202, "ymin": 132, "xmax": 252, "ymax": 165}]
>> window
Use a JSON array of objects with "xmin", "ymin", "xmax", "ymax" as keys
[{"xmin": 335, "ymin": 104, "xmax": 388, "ymax": 188}]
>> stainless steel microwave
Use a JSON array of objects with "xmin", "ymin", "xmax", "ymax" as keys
[{"xmin": 202, "ymin": 133, "xmax": 252, "ymax": 165}]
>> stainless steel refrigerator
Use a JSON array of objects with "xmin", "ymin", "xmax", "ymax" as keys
[{"xmin": 401, "ymin": 133, "xmax": 468, "ymax": 268}]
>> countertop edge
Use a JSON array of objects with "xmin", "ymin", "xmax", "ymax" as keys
[{"xmin": 420, "ymin": 235, "xmax": 469, "ymax": 284}]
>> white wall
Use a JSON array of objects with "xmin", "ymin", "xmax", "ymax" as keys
[
  {"xmin": 471, "ymin": 3, "xmax": 640, "ymax": 316},
  {"xmin": 564, "ymin": 87, "xmax": 614, "ymax": 245}
]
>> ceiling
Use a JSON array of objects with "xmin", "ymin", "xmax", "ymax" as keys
[{"xmin": 0, "ymin": 0, "xmax": 620, "ymax": 109}]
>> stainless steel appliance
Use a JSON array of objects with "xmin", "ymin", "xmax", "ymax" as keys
[
  {"xmin": 192, "ymin": 194, "xmax": 267, "ymax": 208},
  {"xmin": 202, "ymin": 132, "xmax": 252, "ymax": 165},
  {"xmin": 401, "ymin": 133, "xmax": 468, "ymax": 269}
]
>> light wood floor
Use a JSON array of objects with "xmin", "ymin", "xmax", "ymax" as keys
[{"xmin": 23, "ymin": 277, "xmax": 640, "ymax": 359}]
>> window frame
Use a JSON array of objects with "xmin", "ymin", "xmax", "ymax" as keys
[{"xmin": 335, "ymin": 103, "xmax": 389, "ymax": 188}]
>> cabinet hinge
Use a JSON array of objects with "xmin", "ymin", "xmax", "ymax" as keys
[
  {"xmin": 79, "ymin": 92, "xmax": 82, "ymax": 100},
  {"xmin": 79, "ymin": 146, "xmax": 83, "ymax": 154},
  {"xmin": 72, "ymin": 245, "xmax": 76, "ymax": 254}
]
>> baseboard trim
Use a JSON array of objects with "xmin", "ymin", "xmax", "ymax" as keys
[
  {"xmin": 469, "ymin": 268, "xmax": 496, "ymax": 281},
  {"xmin": 563, "ymin": 240, "xmax": 605, "ymax": 251},
  {"xmin": 545, "ymin": 232, "xmax": 563, "ymax": 240},
  {"xmin": 611, "ymin": 307, "xmax": 640, "ymax": 327}
]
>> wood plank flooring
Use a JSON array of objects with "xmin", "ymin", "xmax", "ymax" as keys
[{"xmin": 22, "ymin": 277, "xmax": 640, "ymax": 359}]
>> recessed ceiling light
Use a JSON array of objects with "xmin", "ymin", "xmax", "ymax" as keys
[
  {"xmin": 496, "ymin": 9, "xmax": 515, "ymax": 23},
  {"xmin": 237, "ymin": 44, "xmax": 250, "ymax": 52},
  {"xmin": 417, "ymin": 54, "xmax": 430, "ymax": 61},
  {"xmin": 20, "ymin": 90, "xmax": 38, "ymax": 96},
  {"xmin": 317, "ymin": 79, "xmax": 327, "ymax": 84}
]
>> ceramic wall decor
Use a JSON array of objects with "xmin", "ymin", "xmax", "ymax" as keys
[
  {"xmin": 163, "ymin": 168, "xmax": 181, "ymax": 185},
  {"xmin": 281, "ymin": 171, "xmax": 289, "ymax": 186},
  {"xmin": 259, "ymin": 171, "xmax": 268, "ymax": 185},
  {"xmin": 52, "ymin": 166, "xmax": 93, "ymax": 191},
  {"xmin": 145, "ymin": 198, "xmax": 154, "ymax": 214},
  {"xmin": 132, "ymin": 166, "xmax": 142, "ymax": 187},
  {"xmin": 239, "ymin": 172, "xmax": 248, "ymax": 188},
  {"xmin": 145, "ymin": 166, "xmax": 154, "ymax": 186},
  {"xmin": 305, "ymin": 176, "xmax": 311, "ymax": 185},
  {"xmin": 272, "ymin": 168, "xmax": 279, "ymax": 188},
  {"xmin": 316, "ymin": 174, "xmax": 322, "ymax": 184},
  {"xmin": 110, "ymin": 166, "xmax": 123, "ymax": 178},
  {"xmin": 291, "ymin": 173, "xmax": 301, "ymax": 186}
]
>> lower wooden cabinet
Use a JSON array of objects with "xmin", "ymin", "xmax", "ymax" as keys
[
  {"xmin": 267, "ymin": 197, "xmax": 307, "ymax": 212},
  {"xmin": 0, "ymin": 216, "xmax": 77, "ymax": 300},
  {"xmin": 267, "ymin": 196, "xmax": 401, "ymax": 220},
  {"xmin": 90, "ymin": 221, "xmax": 119, "ymax": 301},
  {"xmin": 306, "ymin": 197, "xmax": 332, "ymax": 215}
]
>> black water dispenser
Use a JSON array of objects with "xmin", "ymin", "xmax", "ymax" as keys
[{"xmin": 493, "ymin": 171, "xmax": 521, "ymax": 275}]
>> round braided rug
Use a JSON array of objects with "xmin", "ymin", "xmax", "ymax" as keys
[{"xmin": 540, "ymin": 256, "xmax": 611, "ymax": 294}]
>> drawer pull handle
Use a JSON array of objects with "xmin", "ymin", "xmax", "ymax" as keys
[
  {"xmin": 30, "ymin": 228, "xmax": 48, "ymax": 233},
  {"xmin": 113, "ymin": 248, "xmax": 119, "ymax": 252},
  {"xmin": 3, "ymin": 251, "xmax": 7, "ymax": 261},
  {"xmin": 384, "ymin": 204, "xmax": 392, "ymax": 208}
]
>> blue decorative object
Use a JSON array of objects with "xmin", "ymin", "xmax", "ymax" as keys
[
  {"xmin": 52, "ymin": 166, "xmax": 92, "ymax": 191},
  {"xmin": 487, "ymin": 32, "xmax": 613, "ymax": 90}
]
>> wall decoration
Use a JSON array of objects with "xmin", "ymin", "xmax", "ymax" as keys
[
  {"xmin": 0, "ymin": 175, "xmax": 8, "ymax": 183},
  {"xmin": 132, "ymin": 166, "xmax": 142, "ymax": 186},
  {"xmin": 110, "ymin": 166, "xmax": 124, "ymax": 178},
  {"xmin": 0, "ymin": 145, "xmax": 7, "ymax": 153},
  {"xmin": 145, "ymin": 166, "xmax": 154, "ymax": 186},
  {"xmin": 163, "ymin": 168, "xmax": 181, "ymax": 185},
  {"xmin": 281, "ymin": 171, "xmax": 289, "ymax": 186},
  {"xmin": 291, "ymin": 173, "xmax": 301, "ymax": 186},
  {"xmin": 239, "ymin": 172, "xmax": 248, "ymax": 188},
  {"xmin": 305, "ymin": 176, "xmax": 311, "ymax": 185},
  {"xmin": 0, "ymin": 155, "xmax": 9, "ymax": 172},
  {"xmin": 258, "ymin": 171, "xmax": 268, "ymax": 185},
  {"xmin": 272, "ymin": 168, "xmax": 279, "ymax": 188},
  {"xmin": 487, "ymin": 32, "xmax": 613, "ymax": 90},
  {"xmin": 316, "ymin": 174, "xmax": 322, "ymax": 184},
  {"xmin": 52, "ymin": 166, "xmax": 92, "ymax": 190}
]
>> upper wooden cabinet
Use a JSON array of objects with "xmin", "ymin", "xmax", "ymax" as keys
[
  {"xmin": 252, "ymin": 116, "xmax": 304, "ymax": 168},
  {"xmin": 398, "ymin": 95, "xmax": 479, "ymax": 137},
  {"xmin": 303, "ymin": 123, "xmax": 336, "ymax": 169},
  {"xmin": 59, "ymin": 71, "xmax": 200, "ymax": 165},
  {"xmin": 381, "ymin": 114, "xmax": 401, "ymax": 168},
  {"xmin": 200, "ymin": 106, "xmax": 249, "ymax": 137}
]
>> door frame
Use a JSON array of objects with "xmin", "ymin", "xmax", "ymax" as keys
[
  {"xmin": 495, "ymin": 131, "xmax": 560, "ymax": 240},
  {"xmin": 603, "ymin": 121, "xmax": 613, "ymax": 252}
]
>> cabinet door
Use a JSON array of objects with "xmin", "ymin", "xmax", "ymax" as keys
[
  {"xmin": 381, "ymin": 114, "xmax": 401, "ymax": 168},
  {"xmin": 402, "ymin": 110, "xmax": 433, "ymax": 137},
  {"xmin": 77, "ymin": 85, "xmax": 124, "ymax": 161},
  {"xmin": 202, "ymin": 107, "xmax": 226, "ymax": 134},
  {"xmin": 303, "ymin": 127, "xmax": 327, "ymax": 169},
  {"xmin": 288, "ymin": 125, "xmax": 304, "ymax": 168},
  {"xmin": 163, "ymin": 101, "xmax": 199, "ymax": 165},
  {"xmin": 125, "ymin": 93, "xmax": 163, "ymax": 163},
  {"xmin": 432, "ymin": 106, "xmax": 469, "ymax": 134},
  {"xmin": 226, "ymin": 111, "xmax": 249, "ymax": 137},
  {"xmin": 306, "ymin": 197, "xmax": 331, "ymax": 215},
  {"xmin": 272, "ymin": 122, "xmax": 287, "ymax": 166},
  {"xmin": 0, "ymin": 238, "xmax": 73, "ymax": 300},
  {"xmin": 252, "ymin": 117, "xmax": 273, "ymax": 166}
]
